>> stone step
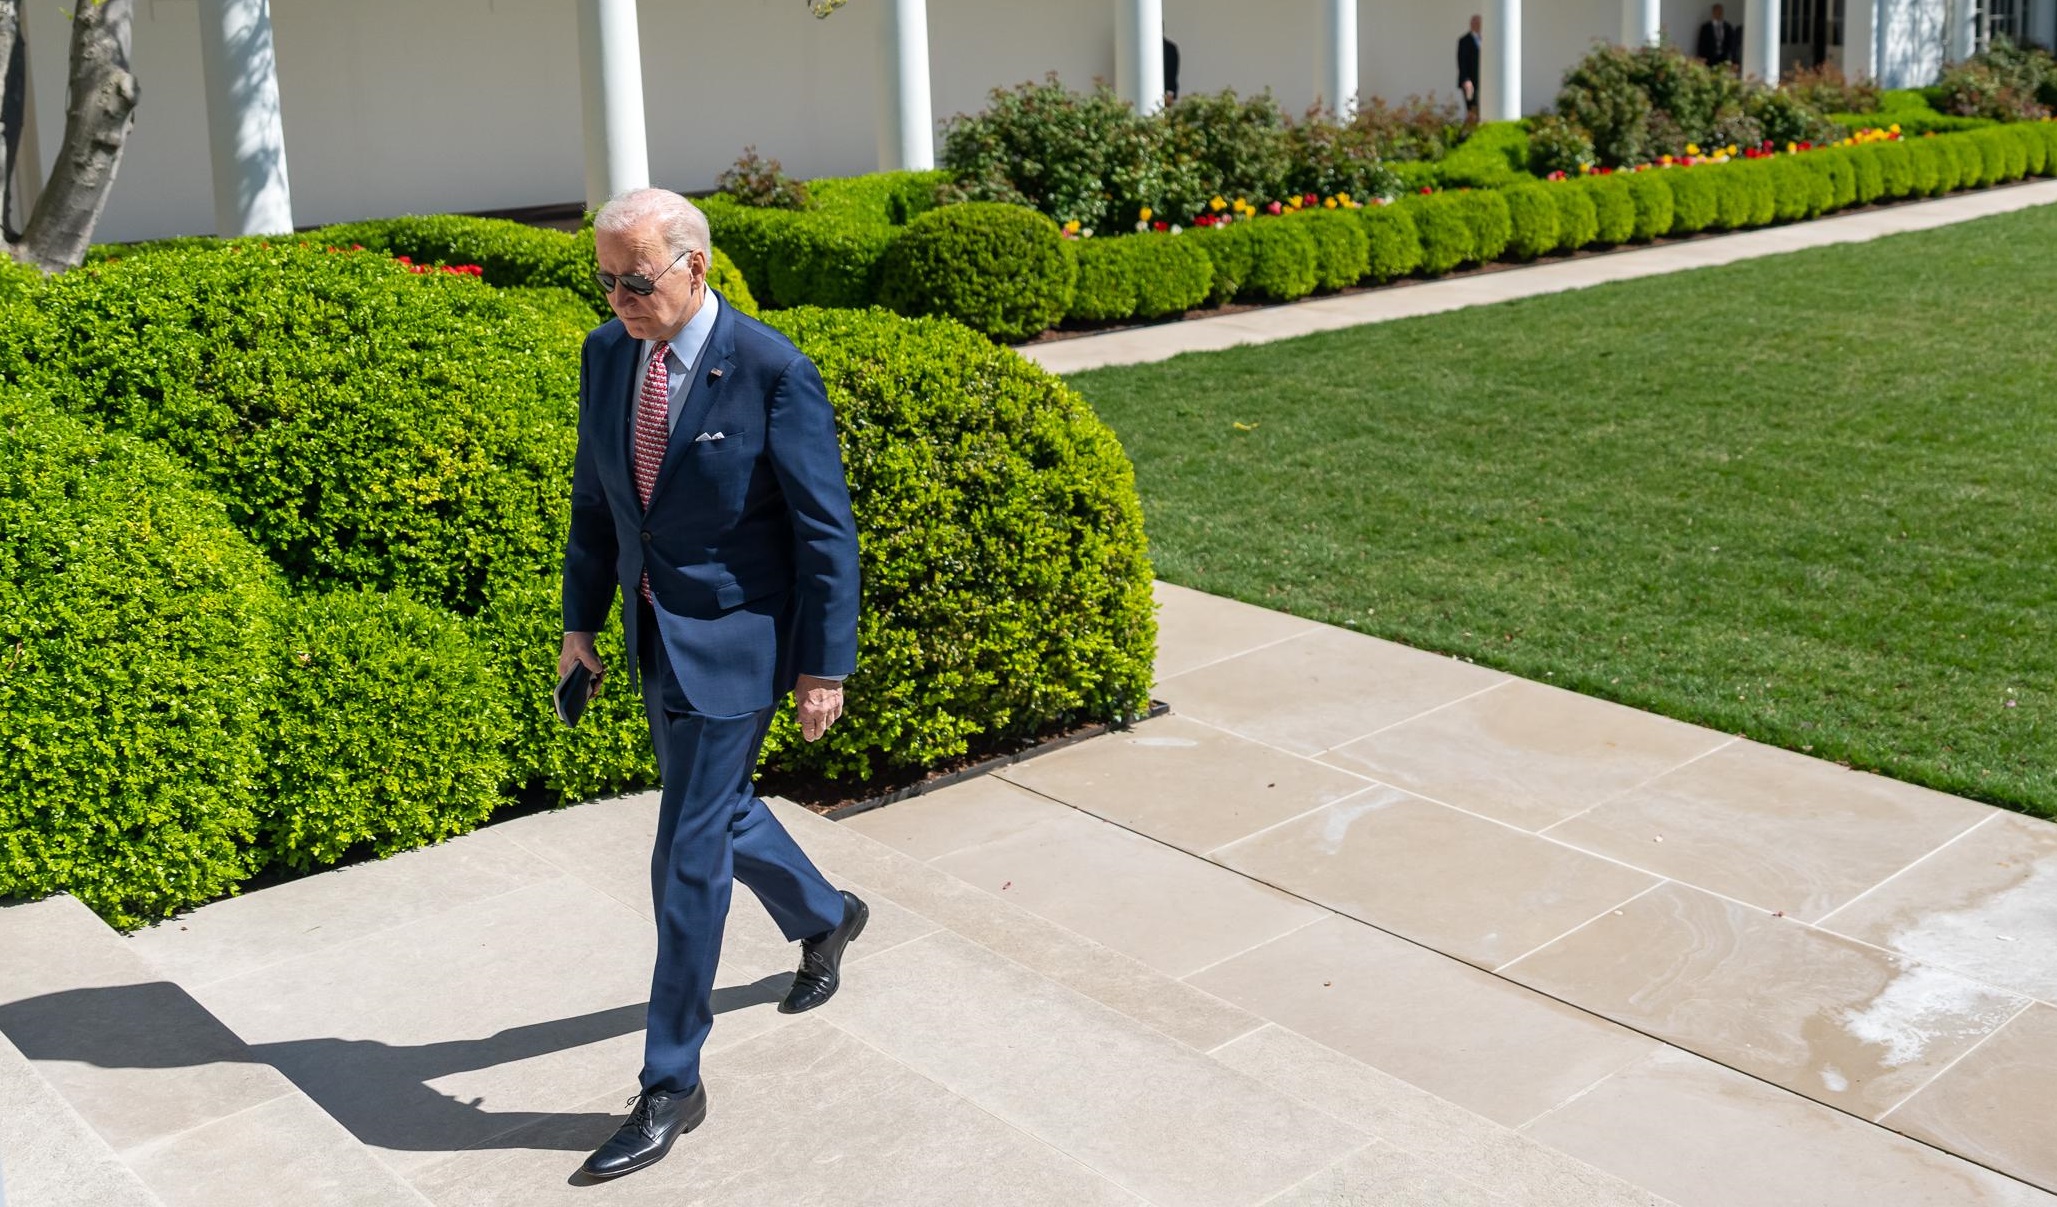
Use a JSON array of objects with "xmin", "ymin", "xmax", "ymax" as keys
[
  {"xmin": 0, "ymin": 895, "xmax": 432, "ymax": 1207},
  {"xmin": 0, "ymin": 1027, "xmax": 163, "ymax": 1207}
]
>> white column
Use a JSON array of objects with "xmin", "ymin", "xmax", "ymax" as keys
[
  {"xmin": 1483, "ymin": 0, "xmax": 1522, "ymax": 122},
  {"xmin": 1948, "ymin": 0, "xmax": 1979, "ymax": 60},
  {"xmin": 196, "ymin": 0, "xmax": 293, "ymax": 236},
  {"xmin": 1742, "ymin": 0, "xmax": 1781, "ymax": 82},
  {"xmin": 877, "ymin": 0, "xmax": 934, "ymax": 170},
  {"xmin": 577, "ymin": 0, "xmax": 650, "ymax": 210},
  {"xmin": 1115, "ymin": 0, "xmax": 1165, "ymax": 115},
  {"xmin": 1318, "ymin": 0, "xmax": 1358, "ymax": 116},
  {"xmin": 1622, "ymin": 0, "xmax": 1662, "ymax": 46}
]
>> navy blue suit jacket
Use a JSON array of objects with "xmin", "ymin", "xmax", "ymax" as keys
[{"xmin": 561, "ymin": 291, "xmax": 861, "ymax": 717}]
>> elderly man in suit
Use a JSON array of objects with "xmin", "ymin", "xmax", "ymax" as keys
[
  {"xmin": 558, "ymin": 187, "xmax": 868, "ymax": 1180},
  {"xmin": 1458, "ymin": 14, "xmax": 1483, "ymax": 120},
  {"xmin": 1697, "ymin": 4, "xmax": 1742, "ymax": 67}
]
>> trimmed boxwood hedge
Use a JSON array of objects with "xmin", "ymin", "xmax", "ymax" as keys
[
  {"xmin": 1662, "ymin": 168, "xmax": 1719, "ymax": 234},
  {"xmin": 1624, "ymin": 171, "xmax": 1676, "ymax": 240},
  {"xmin": 1875, "ymin": 141, "xmax": 1917, "ymax": 197},
  {"xmin": 1584, "ymin": 175, "xmax": 1637, "ymax": 245},
  {"xmin": 262, "ymin": 587, "xmax": 511, "ymax": 871},
  {"xmin": 1068, "ymin": 233, "xmax": 1213, "ymax": 322},
  {"xmin": 1399, "ymin": 193, "xmax": 1477, "ymax": 275},
  {"xmin": 760, "ymin": 308, "xmax": 1155, "ymax": 777},
  {"xmin": 1291, "ymin": 209, "xmax": 1372, "ymax": 292},
  {"xmin": 1189, "ymin": 220, "xmax": 1321, "ymax": 303},
  {"xmin": 1549, "ymin": 184, "xmax": 1600, "ymax": 252},
  {"xmin": 1502, "ymin": 184, "xmax": 1560, "ymax": 260},
  {"xmin": 7, "ymin": 245, "xmax": 586, "ymax": 614},
  {"xmin": 879, "ymin": 202, "xmax": 1077, "ymax": 339},
  {"xmin": 0, "ymin": 394, "xmax": 277, "ymax": 929},
  {"xmin": 1360, "ymin": 204, "xmax": 1426, "ymax": 282},
  {"xmin": 1451, "ymin": 190, "xmax": 1513, "ymax": 263}
]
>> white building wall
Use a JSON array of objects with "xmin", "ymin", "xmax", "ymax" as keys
[
  {"xmin": 26, "ymin": 0, "xmax": 1957, "ymax": 246},
  {"xmin": 1880, "ymin": 0, "xmax": 1949, "ymax": 87}
]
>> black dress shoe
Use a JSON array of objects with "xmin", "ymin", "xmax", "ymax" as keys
[
  {"xmin": 779, "ymin": 890, "xmax": 868, "ymax": 1014},
  {"xmin": 578, "ymin": 1083, "xmax": 707, "ymax": 1180}
]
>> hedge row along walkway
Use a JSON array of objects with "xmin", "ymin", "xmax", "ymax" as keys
[{"xmin": 1021, "ymin": 177, "xmax": 2057, "ymax": 375}]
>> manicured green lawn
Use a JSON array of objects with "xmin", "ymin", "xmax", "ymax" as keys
[{"xmin": 1068, "ymin": 204, "xmax": 2057, "ymax": 819}]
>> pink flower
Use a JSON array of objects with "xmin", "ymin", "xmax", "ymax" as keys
[{"xmin": 1266, "ymin": 200, "xmax": 1283, "ymax": 214}]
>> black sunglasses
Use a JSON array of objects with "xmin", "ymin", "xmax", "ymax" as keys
[{"xmin": 594, "ymin": 249, "xmax": 691, "ymax": 297}]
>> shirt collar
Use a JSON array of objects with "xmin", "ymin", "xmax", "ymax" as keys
[{"xmin": 643, "ymin": 289, "xmax": 720, "ymax": 373}]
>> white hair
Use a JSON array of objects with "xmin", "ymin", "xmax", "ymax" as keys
[{"xmin": 593, "ymin": 188, "xmax": 711, "ymax": 260}]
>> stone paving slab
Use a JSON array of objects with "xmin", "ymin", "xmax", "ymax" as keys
[
  {"xmin": 975, "ymin": 583, "xmax": 2057, "ymax": 1200},
  {"xmin": 1021, "ymin": 181, "xmax": 2057, "ymax": 375},
  {"xmin": 0, "ymin": 1028, "xmax": 162, "ymax": 1207}
]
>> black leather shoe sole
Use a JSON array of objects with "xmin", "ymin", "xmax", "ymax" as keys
[{"xmin": 578, "ymin": 1087, "xmax": 709, "ymax": 1181}]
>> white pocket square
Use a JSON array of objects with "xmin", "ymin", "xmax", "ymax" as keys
[{"xmin": 694, "ymin": 431, "xmax": 725, "ymax": 442}]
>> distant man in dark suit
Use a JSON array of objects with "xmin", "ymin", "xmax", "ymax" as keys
[
  {"xmin": 1458, "ymin": 14, "xmax": 1482, "ymax": 120},
  {"xmin": 1164, "ymin": 34, "xmax": 1181, "ymax": 101},
  {"xmin": 559, "ymin": 188, "xmax": 868, "ymax": 1181},
  {"xmin": 1697, "ymin": 4, "xmax": 1742, "ymax": 67}
]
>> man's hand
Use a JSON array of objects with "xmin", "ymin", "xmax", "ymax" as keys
[
  {"xmin": 1461, "ymin": 80, "xmax": 1474, "ymax": 101},
  {"xmin": 794, "ymin": 674, "xmax": 844, "ymax": 743},
  {"xmin": 558, "ymin": 632, "xmax": 605, "ymax": 701}
]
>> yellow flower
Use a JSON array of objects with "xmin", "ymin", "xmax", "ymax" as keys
[
  {"xmin": 1889, "ymin": 122, "xmax": 1901, "ymax": 134},
  {"xmin": 1727, "ymin": 144, "xmax": 1738, "ymax": 156},
  {"xmin": 1337, "ymin": 192, "xmax": 1352, "ymax": 204},
  {"xmin": 1578, "ymin": 162, "xmax": 1592, "ymax": 174},
  {"xmin": 1209, "ymin": 195, "xmax": 1227, "ymax": 211},
  {"xmin": 1686, "ymin": 142, "xmax": 1700, "ymax": 156},
  {"xmin": 1138, "ymin": 207, "xmax": 1153, "ymax": 222},
  {"xmin": 1064, "ymin": 219, "xmax": 1081, "ymax": 234},
  {"xmin": 1323, "ymin": 196, "xmax": 1338, "ymax": 208},
  {"xmin": 1786, "ymin": 141, "xmax": 1797, "ymax": 153}
]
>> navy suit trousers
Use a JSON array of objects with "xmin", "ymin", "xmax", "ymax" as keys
[{"xmin": 636, "ymin": 603, "xmax": 845, "ymax": 1094}]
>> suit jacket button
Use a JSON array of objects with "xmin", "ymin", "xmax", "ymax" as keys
[{"xmin": 641, "ymin": 531, "xmax": 652, "ymax": 542}]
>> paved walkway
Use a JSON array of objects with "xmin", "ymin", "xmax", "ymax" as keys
[{"xmin": 1019, "ymin": 178, "xmax": 2057, "ymax": 374}]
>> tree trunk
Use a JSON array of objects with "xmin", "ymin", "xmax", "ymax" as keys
[
  {"xmin": 6, "ymin": 0, "xmax": 136, "ymax": 272},
  {"xmin": 0, "ymin": 0, "xmax": 22, "ymax": 242}
]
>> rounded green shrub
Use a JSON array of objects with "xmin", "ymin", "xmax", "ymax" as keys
[
  {"xmin": 261, "ymin": 589, "xmax": 511, "ymax": 871},
  {"xmin": 1968, "ymin": 129, "xmax": 2011, "ymax": 184},
  {"xmin": 1188, "ymin": 224, "xmax": 1251, "ymax": 304},
  {"xmin": 1987, "ymin": 127, "xmax": 2029, "ymax": 181},
  {"xmin": 1905, "ymin": 138, "xmax": 1949, "ymax": 195},
  {"xmin": 706, "ymin": 247, "xmax": 761, "ymax": 316},
  {"xmin": 1400, "ymin": 194, "xmax": 1477, "ymax": 275},
  {"xmin": 1549, "ymin": 182, "xmax": 1601, "ymax": 251},
  {"xmin": 879, "ymin": 202, "xmax": 1077, "ymax": 340},
  {"xmin": 2012, "ymin": 124, "xmax": 2050, "ymax": 176},
  {"xmin": 1451, "ymin": 190, "xmax": 1513, "ymax": 262},
  {"xmin": 1765, "ymin": 158, "xmax": 1815, "ymax": 221},
  {"xmin": 1068, "ymin": 238, "xmax": 1140, "ymax": 322},
  {"xmin": 1501, "ymin": 184, "xmax": 1561, "ymax": 260},
  {"xmin": 0, "ymin": 396, "xmax": 277, "ymax": 929},
  {"xmin": 808, "ymin": 169, "xmax": 951, "ymax": 225},
  {"xmin": 1624, "ymin": 171, "xmax": 1676, "ymax": 240},
  {"xmin": 1583, "ymin": 175, "xmax": 1637, "ymax": 245},
  {"xmin": 1291, "ymin": 209, "xmax": 1372, "ymax": 291},
  {"xmin": 1873, "ymin": 141, "xmax": 1916, "ymax": 197},
  {"xmin": 1705, "ymin": 168, "xmax": 1750, "ymax": 231},
  {"xmin": 1948, "ymin": 136, "xmax": 1987, "ymax": 188},
  {"xmin": 1236, "ymin": 221, "xmax": 1321, "ymax": 301},
  {"xmin": 1795, "ymin": 157, "xmax": 1836, "ymax": 216},
  {"xmin": 473, "ymin": 574, "xmax": 656, "ymax": 802},
  {"xmin": 1359, "ymin": 204, "xmax": 1426, "ymax": 282},
  {"xmin": 2032, "ymin": 123, "xmax": 2057, "ymax": 174},
  {"xmin": 1661, "ymin": 168, "xmax": 1718, "ymax": 234},
  {"xmin": 1127, "ymin": 234, "xmax": 1215, "ymax": 318},
  {"xmin": 1818, "ymin": 152, "xmax": 1858, "ymax": 210},
  {"xmin": 1844, "ymin": 147, "xmax": 1886, "ymax": 204},
  {"xmin": 759, "ymin": 308, "xmax": 1156, "ymax": 778},
  {"xmin": 764, "ymin": 216, "xmax": 899, "ymax": 309},
  {"xmin": 8, "ymin": 245, "xmax": 584, "ymax": 614}
]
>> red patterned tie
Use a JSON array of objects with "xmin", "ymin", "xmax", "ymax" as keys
[{"xmin": 634, "ymin": 340, "xmax": 670, "ymax": 603}]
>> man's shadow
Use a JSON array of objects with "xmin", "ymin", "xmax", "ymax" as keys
[{"xmin": 0, "ymin": 975, "xmax": 793, "ymax": 1155}]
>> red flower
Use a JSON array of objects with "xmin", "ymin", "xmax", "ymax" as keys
[
  {"xmin": 1303, "ymin": 193, "xmax": 1318, "ymax": 206},
  {"xmin": 1152, "ymin": 220, "xmax": 1169, "ymax": 231},
  {"xmin": 1419, "ymin": 186, "xmax": 1433, "ymax": 194}
]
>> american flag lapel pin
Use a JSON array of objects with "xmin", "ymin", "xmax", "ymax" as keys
[{"xmin": 708, "ymin": 367, "xmax": 724, "ymax": 380}]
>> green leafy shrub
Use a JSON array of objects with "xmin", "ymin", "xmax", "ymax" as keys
[
  {"xmin": 1624, "ymin": 171, "xmax": 1675, "ymax": 239},
  {"xmin": 1163, "ymin": 90, "xmax": 1295, "ymax": 212},
  {"xmin": 1814, "ymin": 152, "xmax": 1857, "ymax": 210},
  {"xmin": 1290, "ymin": 209, "xmax": 1371, "ymax": 290},
  {"xmin": 1127, "ymin": 234, "xmax": 1216, "ymax": 317},
  {"xmin": 1905, "ymin": 137, "xmax": 1949, "ymax": 194},
  {"xmin": 1707, "ymin": 165, "xmax": 1755, "ymax": 230},
  {"xmin": 1450, "ymin": 189, "xmax": 1512, "ymax": 262},
  {"xmin": 758, "ymin": 308, "xmax": 1155, "ymax": 777},
  {"xmin": 1440, "ymin": 122, "xmax": 1532, "ymax": 188},
  {"xmin": 1501, "ymin": 183, "xmax": 1561, "ymax": 259},
  {"xmin": 0, "ymin": 396, "xmax": 277, "ymax": 928},
  {"xmin": 1732, "ymin": 161, "xmax": 1780, "ymax": 226},
  {"xmin": 261, "ymin": 589, "xmax": 510, "ymax": 871},
  {"xmin": 1225, "ymin": 220, "xmax": 1321, "ymax": 301},
  {"xmin": 1745, "ymin": 88, "xmax": 1842, "ymax": 150},
  {"xmin": 1549, "ymin": 183, "xmax": 1600, "ymax": 251},
  {"xmin": 1583, "ymin": 175, "xmax": 1637, "ymax": 244},
  {"xmin": 879, "ymin": 202, "xmax": 1076, "ymax": 340},
  {"xmin": 1284, "ymin": 107, "xmax": 1404, "ymax": 202},
  {"xmin": 0, "ymin": 258, "xmax": 40, "ymax": 307},
  {"xmin": 1973, "ymin": 127, "xmax": 2027, "ymax": 182},
  {"xmin": 717, "ymin": 146, "xmax": 812, "ymax": 210},
  {"xmin": 1779, "ymin": 62, "xmax": 1881, "ymax": 114},
  {"xmin": 8, "ymin": 245, "xmax": 584, "ymax": 613},
  {"xmin": 1661, "ymin": 168, "xmax": 1718, "ymax": 233},
  {"xmin": 1935, "ymin": 37, "xmax": 2055, "ymax": 121},
  {"xmin": 939, "ymin": 75, "xmax": 1188, "ymax": 233},
  {"xmin": 764, "ymin": 216, "xmax": 898, "ymax": 309},
  {"xmin": 1527, "ymin": 114, "xmax": 1598, "ymax": 177},
  {"xmin": 1399, "ymin": 193, "xmax": 1476, "ymax": 274},
  {"xmin": 1359, "ymin": 204, "xmax": 1426, "ymax": 281},
  {"xmin": 808, "ymin": 169, "xmax": 952, "ymax": 225},
  {"xmin": 1873, "ymin": 141, "xmax": 1917, "ymax": 197},
  {"xmin": 1068, "ymin": 239, "xmax": 1141, "ymax": 322},
  {"xmin": 1348, "ymin": 94, "xmax": 1467, "ymax": 163},
  {"xmin": 2011, "ymin": 123, "xmax": 2051, "ymax": 175},
  {"xmin": 1842, "ymin": 147, "xmax": 1886, "ymax": 203},
  {"xmin": 1948, "ymin": 135, "xmax": 1989, "ymax": 188},
  {"xmin": 1187, "ymin": 225, "xmax": 1249, "ymax": 304}
]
